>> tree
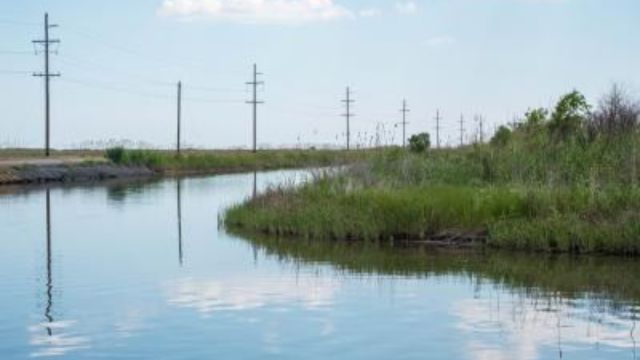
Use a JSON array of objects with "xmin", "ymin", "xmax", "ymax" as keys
[
  {"xmin": 548, "ymin": 90, "xmax": 591, "ymax": 141},
  {"xmin": 408, "ymin": 133, "xmax": 430, "ymax": 153},
  {"xmin": 590, "ymin": 84, "xmax": 640, "ymax": 137},
  {"xmin": 490, "ymin": 126, "xmax": 512, "ymax": 147},
  {"xmin": 523, "ymin": 108, "xmax": 548, "ymax": 128}
]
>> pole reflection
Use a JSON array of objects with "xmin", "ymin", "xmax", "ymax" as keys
[
  {"xmin": 252, "ymin": 170, "xmax": 259, "ymax": 265},
  {"xmin": 45, "ymin": 188, "xmax": 53, "ymax": 336},
  {"xmin": 177, "ymin": 179, "xmax": 183, "ymax": 267},
  {"xmin": 252, "ymin": 170, "xmax": 257, "ymax": 200}
]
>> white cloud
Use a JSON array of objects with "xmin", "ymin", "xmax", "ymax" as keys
[
  {"xmin": 426, "ymin": 35, "xmax": 455, "ymax": 47},
  {"xmin": 359, "ymin": 8, "xmax": 382, "ymax": 18},
  {"xmin": 158, "ymin": 0, "xmax": 353, "ymax": 24},
  {"xmin": 395, "ymin": 1, "xmax": 417, "ymax": 15}
]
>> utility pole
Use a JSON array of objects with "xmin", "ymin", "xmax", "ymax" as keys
[
  {"xmin": 459, "ymin": 114, "xmax": 465, "ymax": 147},
  {"xmin": 399, "ymin": 99, "xmax": 410, "ymax": 149},
  {"xmin": 32, "ymin": 13, "xmax": 60, "ymax": 157},
  {"xmin": 176, "ymin": 81, "xmax": 182, "ymax": 155},
  {"xmin": 341, "ymin": 87, "xmax": 355, "ymax": 150},
  {"xmin": 475, "ymin": 115, "xmax": 484, "ymax": 144},
  {"xmin": 246, "ymin": 64, "xmax": 264, "ymax": 153},
  {"xmin": 435, "ymin": 109, "xmax": 441, "ymax": 149}
]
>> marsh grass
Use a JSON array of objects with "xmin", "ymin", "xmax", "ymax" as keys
[
  {"xmin": 106, "ymin": 148, "xmax": 373, "ymax": 174},
  {"xmin": 225, "ymin": 133, "xmax": 640, "ymax": 255}
]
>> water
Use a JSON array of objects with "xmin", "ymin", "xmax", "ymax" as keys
[{"xmin": 0, "ymin": 169, "xmax": 638, "ymax": 359}]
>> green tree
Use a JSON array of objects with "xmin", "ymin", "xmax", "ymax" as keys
[
  {"xmin": 549, "ymin": 90, "xmax": 591, "ymax": 141},
  {"xmin": 408, "ymin": 133, "xmax": 430, "ymax": 153},
  {"xmin": 490, "ymin": 126, "xmax": 512, "ymax": 147},
  {"xmin": 524, "ymin": 108, "xmax": 548, "ymax": 128}
]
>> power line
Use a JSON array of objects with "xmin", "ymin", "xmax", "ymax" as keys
[
  {"xmin": 60, "ymin": 76, "xmax": 244, "ymax": 104},
  {"xmin": 56, "ymin": 55, "xmax": 174, "ymax": 87},
  {"xmin": 32, "ymin": 13, "xmax": 60, "ymax": 157},
  {"xmin": 0, "ymin": 69, "xmax": 32, "ymax": 74},
  {"xmin": 246, "ymin": 63, "xmax": 264, "ymax": 153},
  {"xmin": 0, "ymin": 19, "xmax": 39, "ymax": 26},
  {"xmin": 57, "ymin": 55, "xmax": 245, "ymax": 95},
  {"xmin": 0, "ymin": 50, "xmax": 34, "ymax": 55},
  {"xmin": 63, "ymin": 25, "xmax": 246, "ymax": 76},
  {"xmin": 59, "ymin": 77, "xmax": 173, "ymax": 100},
  {"xmin": 341, "ymin": 86, "xmax": 355, "ymax": 150},
  {"xmin": 185, "ymin": 84, "xmax": 246, "ymax": 93}
]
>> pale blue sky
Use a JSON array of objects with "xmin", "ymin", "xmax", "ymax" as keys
[{"xmin": 0, "ymin": 0, "xmax": 638, "ymax": 149}]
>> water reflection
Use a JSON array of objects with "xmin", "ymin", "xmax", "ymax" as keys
[
  {"xmin": 177, "ymin": 179, "xmax": 184, "ymax": 266},
  {"xmin": 167, "ymin": 276, "xmax": 338, "ymax": 315},
  {"xmin": 45, "ymin": 190, "xmax": 52, "ymax": 336},
  {"xmin": 2, "ymin": 170, "xmax": 638, "ymax": 359},
  {"xmin": 253, "ymin": 170, "xmax": 257, "ymax": 199},
  {"xmin": 106, "ymin": 179, "xmax": 162, "ymax": 203},
  {"xmin": 454, "ymin": 296, "xmax": 638, "ymax": 360},
  {"xmin": 236, "ymin": 235, "xmax": 640, "ymax": 358},
  {"xmin": 239, "ymin": 236, "xmax": 640, "ymax": 306},
  {"xmin": 29, "ymin": 189, "xmax": 89, "ymax": 357}
]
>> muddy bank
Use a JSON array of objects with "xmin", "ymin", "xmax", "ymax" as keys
[{"xmin": 0, "ymin": 163, "xmax": 155, "ymax": 186}]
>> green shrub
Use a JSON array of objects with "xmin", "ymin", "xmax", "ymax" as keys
[
  {"xmin": 408, "ymin": 133, "xmax": 430, "ymax": 153},
  {"xmin": 490, "ymin": 126, "xmax": 512, "ymax": 147},
  {"xmin": 106, "ymin": 147, "xmax": 125, "ymax": 164}
]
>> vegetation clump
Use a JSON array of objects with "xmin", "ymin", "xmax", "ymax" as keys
[
  {"xmin": 226, "ymin": 85, "xmax": 640, "ymax": 255},
  {"xmin": 408, "ymin": 133, "xmax": 430, "ymax": 153}
]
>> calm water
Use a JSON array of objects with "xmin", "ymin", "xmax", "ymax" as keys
[{"xmin": 1, "ymin": 169, "xmax": 638, "ymax": 359}]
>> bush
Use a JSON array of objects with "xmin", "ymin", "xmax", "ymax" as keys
[
  {"xmin": 589, "ymin": 84, "xmax": 640, "ymax": 137},
  {"xmin": 490, "ymin": 126, "xmax": 512, "ymax": 147},
  {"xmin": 548, "ymin": 90, "xmax": 591, "ymax": 141},
  {"xmin": 106, "ymin": 147, "xmax": 125, "ymax": 164},
  {"xmin": 408, "ymin": 133, "xmax": 430, "ymax": 153}
]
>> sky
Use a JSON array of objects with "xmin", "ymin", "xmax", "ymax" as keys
[{"xmin": 0, "ymin": 0, "xmax": 638, "ymax": 150}]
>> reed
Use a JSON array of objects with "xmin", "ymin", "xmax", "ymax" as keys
[
  {"xmin": 106, "ymin": 148, "xmax": 373, "ymax": 174},
  {"xmin": 225, "ymin": 129, "xmax": 640, "ymax": 255}
]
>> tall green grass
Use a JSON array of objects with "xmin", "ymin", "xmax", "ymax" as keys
[
  {"xmin": 105, "ymin": 147, "xmax": 373, "ymax": 174},
  {"xmin": 225, "ymin": 131, "xmax": 640, "ymax": 255}
]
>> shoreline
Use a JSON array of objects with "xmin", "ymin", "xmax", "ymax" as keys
[
  {"xmin": 0, "ymin": 162, "xmax": 156, "ymax": 186},
  {"xmin": 0, "ymin": 148, "xmax": 370, "ymax": 188}
]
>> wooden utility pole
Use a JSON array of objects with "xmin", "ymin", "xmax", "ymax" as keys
[
  {"xmin": 459, "ymin": 114, "xmax": 465, "ymax": 147},
  {"xmin": 341, "ymin": 87, "xmax": 355, "ymax": 150},
  {"xmin": 33, "ymin": 13, "xmax": 60, "ymax": 157},
  {"xmin": 435, "ymin": 109, "xmax": 441, "ymax": 149},
  {"xmin": 246, "ymin": 64, "xmax": 264, "ymax": 153},
  {"xmin": 399, "ymin": 99, "xmax": 410, "ymax": 149},
  {"xmin": 176, "ymin": 81, "xmax": 182, "ymax": 155}
]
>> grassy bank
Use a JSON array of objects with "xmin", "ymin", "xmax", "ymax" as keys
[
  {"xmin": 106, "ymin": 148, "xmax": 373, "ymax": 175},
  {"xmin": 225, "ymin": 88, "xmax": 640, "ymax": 255},
  {"xmin": 226, "ymin": 171, "xmax": 640, "ymax": 255}
]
